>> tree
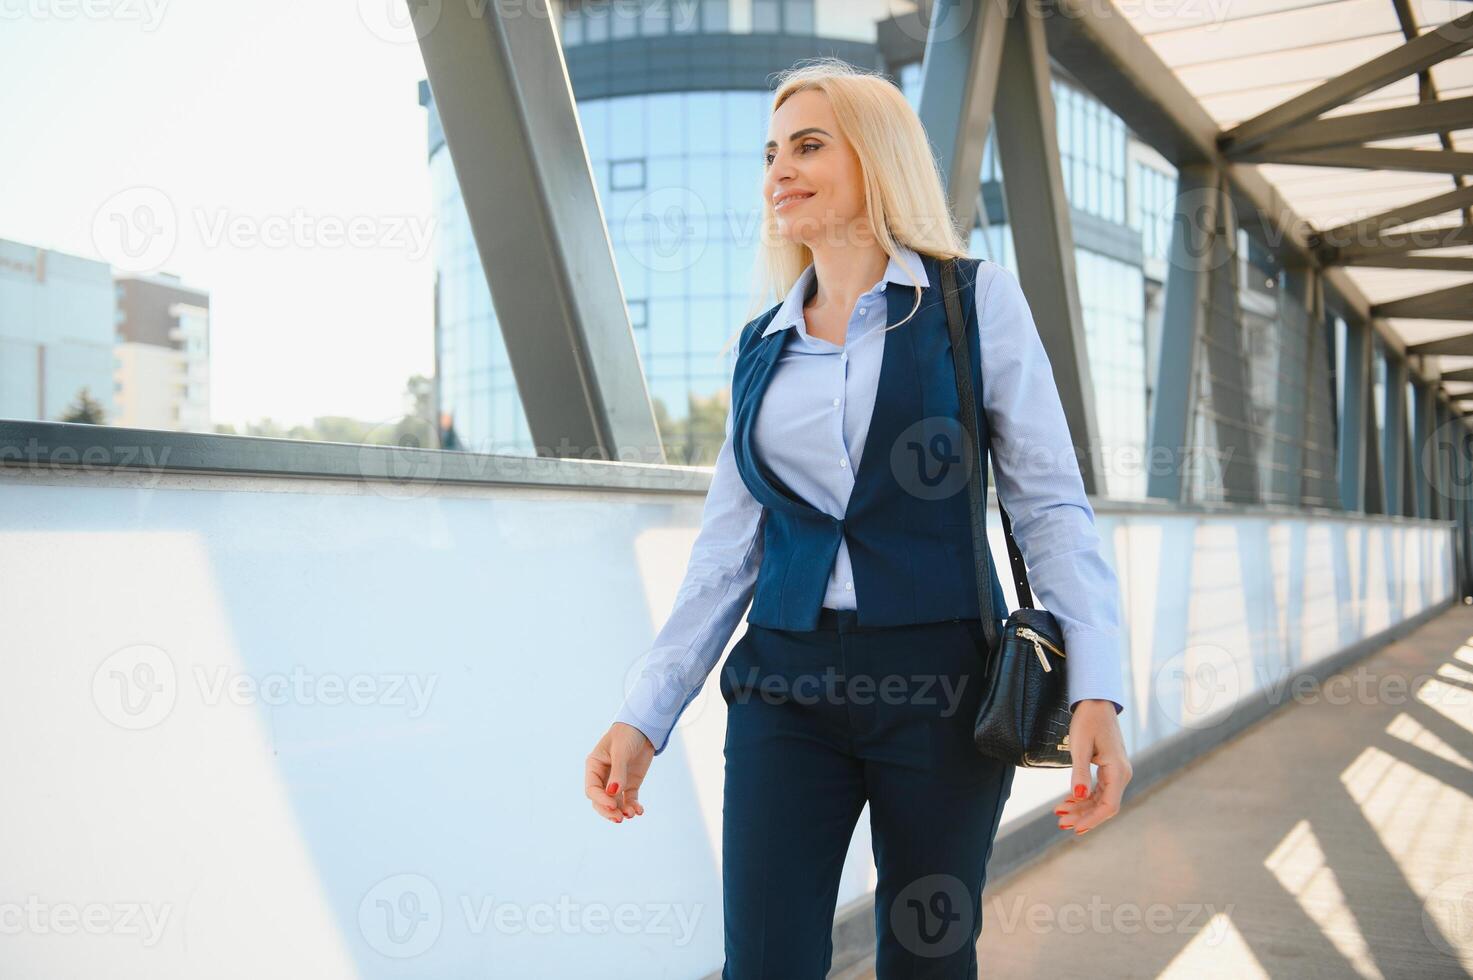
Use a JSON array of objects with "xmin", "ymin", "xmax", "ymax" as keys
[{"xmin": 61, "ymin": 386, "xmax": 106, "ymax": 425}]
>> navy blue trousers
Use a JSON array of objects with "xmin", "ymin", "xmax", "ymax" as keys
[{"xmin": 719, "ymin": 608, "xmax": 1015, "ymax": 979}]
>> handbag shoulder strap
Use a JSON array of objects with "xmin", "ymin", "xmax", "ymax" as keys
[{"xmin": 939, "ymin": 258, "xmax": 1036, "ymax": 640}]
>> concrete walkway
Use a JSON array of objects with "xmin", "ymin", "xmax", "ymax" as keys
[{"xmin": 838, "ymin": 602, "xmax": 1473, "ymax": 978}]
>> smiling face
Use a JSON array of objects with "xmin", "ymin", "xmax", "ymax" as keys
[{"xmin": 763, "ymin": 88, "xmax": 869, "ymax": 247}]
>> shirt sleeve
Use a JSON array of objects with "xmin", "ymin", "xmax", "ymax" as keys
[
  {"xmin": 613, "ymin": 367, "xmax": 767, "ymax": 755},
  {"xmin": 976, "ymin": 262, "xmax": 1127, "ymax": 716}
]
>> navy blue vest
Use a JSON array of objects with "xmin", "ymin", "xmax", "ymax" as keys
[{"xmin": 730, "ymin": 253, "xmax": 1010, "ymax": 631}]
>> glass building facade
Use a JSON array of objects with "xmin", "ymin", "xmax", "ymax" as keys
[{"xmin": 424, "ymin": 0, "xmax": 1188, "ymax": 498}]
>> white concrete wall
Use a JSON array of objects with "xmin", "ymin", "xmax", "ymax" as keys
[{"xmin": 0, "ymin": 467, "xmax": 1454, "ymax": 978}]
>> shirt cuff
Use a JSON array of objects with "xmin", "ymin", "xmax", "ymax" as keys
[
  {"xmin": 1062, "ymin": 623, "xmax": 1127, "ymax": 716},
  {"xmin": 614, "ymin": 663, "xmax": 703, "ymax": 756}
]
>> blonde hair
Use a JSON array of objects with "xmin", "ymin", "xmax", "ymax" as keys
[{"xmin": 723, "ymin": 56, "xmax": 971, "ymax": 357}]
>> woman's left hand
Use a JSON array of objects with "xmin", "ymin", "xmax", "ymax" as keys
[{"xmin": 1054, "ymin": 699, "xmax": 1131, "ymax": 836}]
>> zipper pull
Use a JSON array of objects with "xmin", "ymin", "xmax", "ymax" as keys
[{"xmin": 1019, "ymin": 628, "xmax": 1052, "ymax": 672}]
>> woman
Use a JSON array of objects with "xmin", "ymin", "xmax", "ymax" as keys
[{"xmin": 585, "ymin": 58, "xmax": 1131, "ymax": 977}]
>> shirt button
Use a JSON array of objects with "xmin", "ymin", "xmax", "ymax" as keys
[
  {"xmin": 839, "ymin": 458, "xmax": 848, "ymax": 468},
  {"xmin": 840, "ymin": 352, "xmax": 848, "ymax": 362},
  {"xmin": 845, "ymin": 582, "xmax": 854, "ymax": 591},
  {"xmin": 832, "ymin": 397, "xmax": 840, "ymax": 407},
  {"xmin": 858, "ymin": 307, "xmax": 867, "ymax": 315}
]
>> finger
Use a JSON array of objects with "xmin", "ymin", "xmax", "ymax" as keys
[
  {"xmin": 1074, "ymin": 761, "xmax": 1126, "ymax": 833},
  {"xmin": 584, "ymin": 781, "xmax": 621, "ymax": 818},
  {"xmin": 622, "ymin": 787, "xmax": 642, "ymax": 819},
  {"xmin": 585, "ymin": 752, "xmax": 611, "ymax": 800},
  {"xmin": 607, "ymin": 755, "xmax": 630, "ymax": 813},
  {"xmin": 584, "ymin": 753, "xmax": 624, "ymax": 822},
  {"xmin": 1069, "ymin": 734, "xmax": 1093, "ymax": 804}
]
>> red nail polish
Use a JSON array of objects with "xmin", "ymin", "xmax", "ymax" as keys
[
  {"xmin": 608, "ymin": 782, "xmax": 619, "ymax": 795},
  {"xmin": 1074, "ymin": 784, "xmax": 1086, "ymax": 798}
]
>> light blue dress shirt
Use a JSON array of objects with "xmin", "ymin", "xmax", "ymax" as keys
[{"xmin": 616, "ymin": 245, "xmax": 1127, "ymax": 755}]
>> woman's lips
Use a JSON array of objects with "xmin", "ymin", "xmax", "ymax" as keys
[{"xmin": 774, "ymin": 192, "xmax": 814, "ymax": 212}]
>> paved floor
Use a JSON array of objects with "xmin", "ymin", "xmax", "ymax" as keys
[{"xmin": 837, "ymin": 602, "xmax": 1473, "ymax": 979}]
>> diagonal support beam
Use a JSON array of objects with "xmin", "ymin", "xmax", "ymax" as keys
[
  {"xmin": 1233, "ymin": 95, "xmax": 1473, "ymax": 159},
  {"xmin": 1220, "ymin": 11, "xmax": 1473, "ymax": 154},
  {"xmin": 1407, "ymin": 329, "xmax": 1473, "ymax": 357},
  {"xmin": 1373, "ymin": 281, "xmax": 1473, "ymax": 320},
  {"xmin": 1339, "ymin": 254, "xmax": 1473, "ymax": 272},
  {"xmin": 1335, "ymin": 222, "xmax": 1473, "ymax": 262},
  {"xmin": 916, "ymin": 0, "xmax": 1008, "ymax": 235},
  {"xmin": 1230, "ymin": 145, "xmax": 1473, "ymax": 174},
  {"xmin": 919, "ymin": 0, "xmax": 1103, "ymax": 495},
  {"xmin": 1148, "ymin": 166, "xmax": 1259, "ymax": 502},
  {"xmin": 1316, "ymin": 184, "xmax": 1473, "ymax": 250},
  {"xmin": 413, "ymin": 0, "xmax": 664, "ymax": 463}
]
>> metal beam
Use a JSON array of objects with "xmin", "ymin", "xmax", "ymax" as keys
[
  {"xmin": 1148, "ymin": 165, "xmax": 1260, "ymax": 502},
  {"xmin": 1271, "ymin": 266, "xmax": 1315, "ymax": 504},
  {"xmin": 1373, "ymin": 282, "xmax": 1473, "ymax": 321},
  {"xmin": 916, "ymin": 0, "xmax": 1008, "ymax": 236},
  {"xmin": 1340, "ymin": 316, "xmax": 1371, "ymax": 512},
  {"xmin": 1037, "ymin": 0, "xmax": 1461, "ymax": 382},
  {"xmin": 413, "ymin": 0, "xmax": 665, "ymax": 463},
  {"xmin": 1407, "ymin": 331, "xmax": 1473, "ymax": 357},
  {"xmin": 1363, "ymin": 343, "xmax": 1385, "ymax": 515},
  {"xmin": 990, "ymin": 0, "xmax": 1103, "ymax": 495},
  {"xmin": 1231, "ymin": 96, "xmax": 1473, "ymax": 159},
  {"xmin": 1336, "ymin": 223, "xmax": 1473, "ymax": 262},
  {"xmin": 1230, "ymin": 146, "xmax": 1473, "ymax": 175},
  {"xmin": 1412, "ymin": 378, "xmax": 1434, "ymax": 517},
  {"xmin": 1340, "ymin": 254, "xmax": 1473, "ymax": 272},
  {"xmin": 1316, "ymin": 184, "xmax": 1473, "ymax": 251},
  {"xmin": 1384, "ymin": 350, "xmax": 1409, "ymax": 517},
  {"xmin": 1219, "ymin": 10, "xmax": 1473, "ymax": 154}
]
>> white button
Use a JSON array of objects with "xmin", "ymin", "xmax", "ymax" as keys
[
  {"xmin": 858, "ymin": 307, "xmax": 867, "ymax": 315},
  {"xmin": 840, "ymin": 352, "xmax": 847, "ymax": 362},
  {"xmin": 839, "ymin": 458, "xmax": 848, "ymax": 468},
  {"xmin": 832, "ymin": 397, "xmax": 840, "ymax": 407},
  {"xmin": 845, "ymin": 582, "xmax": 854, "ymax": 591}
]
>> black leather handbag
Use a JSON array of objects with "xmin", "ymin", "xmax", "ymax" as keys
[{"xmin": 940, "ymin": 257, "xmax": 1075, "ymax": 768}]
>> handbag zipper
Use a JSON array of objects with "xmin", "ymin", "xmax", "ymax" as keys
[{"xmin": 1016, "ymin": 626, "xmax": 1064, "ymax": 672}]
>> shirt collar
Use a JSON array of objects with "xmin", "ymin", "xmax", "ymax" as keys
[{"xmin": 761, "ymin": 244, "xmax": 930, "ymax": 338}]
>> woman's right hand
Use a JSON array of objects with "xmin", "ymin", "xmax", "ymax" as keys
[{"xmin": 585, "ymin": 722, "xmax": 654, "ymax": 823}]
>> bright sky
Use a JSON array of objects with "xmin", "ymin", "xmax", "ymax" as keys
[{"xmin": 0, "ymin": 1, "xmax": 438, "ymax": 430}]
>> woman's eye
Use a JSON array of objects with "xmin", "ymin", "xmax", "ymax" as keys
[{"xmin": 764, "ymin": 142, "xmax": 822, "ymax": 165}]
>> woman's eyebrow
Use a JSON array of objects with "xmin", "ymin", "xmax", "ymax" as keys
[{"xmin": 764, "ymin": 127, "xmax": 832, "ymax": 150}]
